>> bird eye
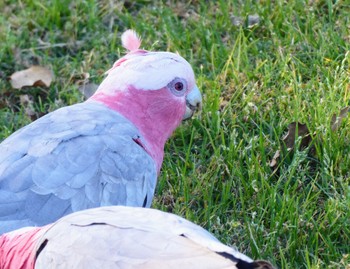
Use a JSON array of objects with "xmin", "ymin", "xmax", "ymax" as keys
[
  {"xmin": 174, "ymin": 82, "xmax": 184, "ymax": 91},
  {"xmin": 168, "ymin": 78, "xmax": 187, "ymax": 97}
]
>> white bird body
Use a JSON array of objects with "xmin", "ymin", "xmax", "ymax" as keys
[{"xmin": 0, "ymin": 206, "xmax": 275, "ymax": 269}]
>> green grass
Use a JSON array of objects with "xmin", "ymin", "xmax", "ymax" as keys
[{"xmin": 1, "ymin": 0, "xmax": 350, "ymax": 268}]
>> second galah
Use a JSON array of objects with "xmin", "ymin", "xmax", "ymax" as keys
[
  {"xmin": 0, "ymin": 30, "xmax": 202, "ymax": 233},
  {"xmin": 1, "ymin": 206, "xmax": 275, "ymax": 269}
]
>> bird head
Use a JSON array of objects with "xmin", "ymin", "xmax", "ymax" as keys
[{"xmin": 89, "ymin": 30, "xmax": 202, "ymax": 170}]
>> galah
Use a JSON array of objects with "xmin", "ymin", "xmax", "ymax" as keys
[
  {"xmin": 0, "ymin": 206, "xmax": 276, "ymax": 269},
  {"xmin": 0, "ymin": 30, "xmax": 202, "ymax": 234}
]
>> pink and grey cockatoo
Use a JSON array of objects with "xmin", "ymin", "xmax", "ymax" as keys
[
  {"xmin": 0, "ymin": 30, "xmax": 202, "ymax": 234},
  {"xmin": 0, "ymin": 206, "xmax": 275, "ymax": 269}
]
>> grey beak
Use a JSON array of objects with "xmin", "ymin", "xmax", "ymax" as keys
[{"xmin": 183, "ymin": 85, "xmax": 202, "ymax": 120}]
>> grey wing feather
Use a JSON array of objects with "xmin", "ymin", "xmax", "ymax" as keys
[{"xmin": 0, "ymin": 102, "xmax": 157, "ymax": 233}]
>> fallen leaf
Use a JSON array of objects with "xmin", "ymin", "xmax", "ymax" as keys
[
  {"xmin": 273, "ymin": 108, "xmax": 349, "ymax": 170},
  {"xmin": 269, "ymin": 150, "xmax": 280, "ymax": 167},
  {"xmin": 78, "ymin": 83, "xmax": 99, "ymax": 99},
  {"xmin": 270, "ymin": 122, "xmax": 317, "ymax": 172},
  {"xmin": 10, "ymin": 66, "xmax": 54, "ymax": 89},
  {"xmin": 282, "ymin": 122, "xmax": 312, "ymax": 151},
  {"xmin": 331, "ymin": 106, "xmax": 349, "ymax": 131}
]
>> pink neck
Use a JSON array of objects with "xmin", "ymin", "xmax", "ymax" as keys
[
  {"xmin": 89, "ymin": 87, "xmax": 185, "ymax": 172},
  {"xmin": 0, "ymin": 226, "xmax": 50, "ymax": 269}
]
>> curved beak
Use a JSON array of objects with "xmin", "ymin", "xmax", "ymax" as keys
[{"xmin": 183, "ymin": 85, "xmax": 202, "ymax": 120}]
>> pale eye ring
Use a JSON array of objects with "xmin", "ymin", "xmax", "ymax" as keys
[{"xmin": 168, "ymin": 77, "xmax": 187, "ymax": 97}]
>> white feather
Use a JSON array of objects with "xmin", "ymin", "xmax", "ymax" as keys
[
  {"xmin": 96, "ymin": 51, "xmax": 196, "ymax": 94},
  {"xmin": 34, "ymin": 206, "xmax": 255, "ymax": 269}
]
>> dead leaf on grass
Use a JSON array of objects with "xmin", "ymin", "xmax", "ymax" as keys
[
  {"xmin": 269, "ymin": 150, "xmax": 280, "ymax": 167},
  {"xmin": 282, "ymin": 122, "xmax": 312, "ymax": 151},
  {"xmin": 10, "ymin": 66, "xmax": 54, "ymax": 89},
  {"xmin": 271, "ymin": 108, "xmax": 349, "ymax": 169},
  {"xmin": 270, "ymin": 122, "xmax": 314, "ymax": 169},
  {"xmin": 331, "ymin": 106, "xmax": 349, "ymax": 131}
]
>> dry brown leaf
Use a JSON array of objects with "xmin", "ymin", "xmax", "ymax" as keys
[
  {"xmin": 269, "ymin": 150, "xmax": 280, "ymax": 167},
  {"xmin": 78, "ymin": 83, "xmax": 99, "ymax": 99},
  {"xmin": 10, "ymin": 66, "xmax": 54, "ymax": 89},
  {"xmin": 331, "ymin": 106, "xmax": 350, "ymax": 131},
  {"xmin": 270, "ymin": 122, "xmax": 315, "ymax": 169},
  {"xmin": 282, "ymin": 122, "xmax": 312, "ymax": 151}
]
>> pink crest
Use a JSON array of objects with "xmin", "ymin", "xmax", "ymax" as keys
[{"xmin": 121, "ymin": 29, "xmax": 141, "ymax": 51}]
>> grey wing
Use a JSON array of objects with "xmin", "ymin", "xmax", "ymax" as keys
[{"xmin": 0, "ymin": 102, "xmax": 157, "ymax": 233}]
